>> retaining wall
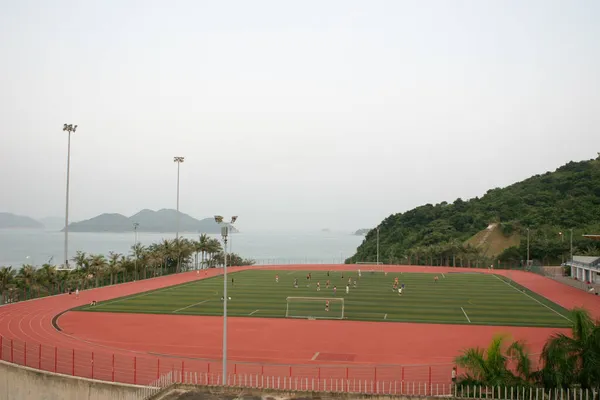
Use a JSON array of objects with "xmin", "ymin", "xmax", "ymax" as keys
[{"xmin": 0, "ymin": 360, "xmax": 149, "ymax": 400}]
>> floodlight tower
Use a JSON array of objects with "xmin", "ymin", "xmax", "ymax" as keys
[
  {"xmin": 173, "ymin": 157, "xmax": 185, "ymax": 240},
  {"xmin": 63, "ymin": 123, "xmax": 77, "ymax": 269},
  {"xmin": 214, "ymin": 215, "xmax": 238, "ymax": 385}
]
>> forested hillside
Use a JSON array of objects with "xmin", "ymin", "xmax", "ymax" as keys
[{"xmin": 348, "ymin": 155, "xmax": 600, "ymax": 266}]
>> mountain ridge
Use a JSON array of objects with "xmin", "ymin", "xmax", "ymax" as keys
[
  {"xmin": 0, "ymin": 213, "xmax": 44, "ymax": 229},
  {"xmin": 63, "ymin": 209, "xmax": 239, "ymax": 234}
]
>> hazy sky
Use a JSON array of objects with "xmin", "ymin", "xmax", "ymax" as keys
[{"xmin": 1, "ymin": 0, "xmax": 599, "ymax": 232}]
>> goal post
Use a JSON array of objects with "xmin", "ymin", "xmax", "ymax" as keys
[{"xmin": 285, "ymin": 297, "xmax": 345, "ymax": 320}]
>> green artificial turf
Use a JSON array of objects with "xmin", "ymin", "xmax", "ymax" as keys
[{"xmin": 75, "ymin": 270, "xmax": 573, "ymax": 327}]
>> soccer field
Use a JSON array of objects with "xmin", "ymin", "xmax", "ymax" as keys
[{"xmin": 76, "ymin": 270, "xmax": 573, "ymax": 327}]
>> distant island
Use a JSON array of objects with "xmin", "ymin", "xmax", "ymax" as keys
[
  {"xmin": 353, "ymin": 228, "xmax": 370, "ymax": 236},
  {"xmin": 0, "ymin": 212, "xmax": 44, "ymax": 229},
  {"xmin": 62, "ymin": 209, "xmax": 239, "ymax": 234}
]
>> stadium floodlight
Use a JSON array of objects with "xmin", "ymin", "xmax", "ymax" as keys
[
  {"xmin": 173, "ymin": 157, "xmax": 185, "ymax": 240},
  {"xmin": 59, "ymin": 123, "xmax": 78, "ymax": 271},
  {"xmin": 214, "ymin": 215, "xmax": 239, "ymax": 385}
]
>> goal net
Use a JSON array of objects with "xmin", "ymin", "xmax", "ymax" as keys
[{"xmin": 285, "ymin": 297, "xmax": 345, "ymax": 320}]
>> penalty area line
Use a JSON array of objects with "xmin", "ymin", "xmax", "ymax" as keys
[
  {"xmin": 461, "ymin": 307, "xmax": 471, "ymax": 323},
  {"xmin": 173, "ymin": 299, "xmax": 209, "ymax": 313},
  {"xmin": 249, "ymin": 309, "xmax": 260, "ymax": 316},
  {"xmin": 311, "ymin": 352, "xmax": 320, "ymax": 361}
]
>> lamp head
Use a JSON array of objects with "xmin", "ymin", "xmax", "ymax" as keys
[
  {"xmin": 214, "ymin": 215, "xmax": 223, "ymax": 224},
  {"xmin": 231, "ymin": 216, "xmax": 238, "ymax": 224},
  {"xmin": 63, "ymin": 124, "xmax": 67, "ymax": 131},
  {"xmin": 73, "ymin": 125, "xmax": 77, "ymax": 132}
]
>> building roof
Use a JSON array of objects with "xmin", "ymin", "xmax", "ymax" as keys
[
  {"xmin": 583, "ymin": 234, "xmax": 600, "ymax": 241},
  {"xmin": 572, "ymin": 256, "xmax": 600, "ymax": 265}
]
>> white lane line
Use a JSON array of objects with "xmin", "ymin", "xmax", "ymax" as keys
[
  {"xmin": 98, "ymin": 280, "xmax": 200, "ymax": 307},
  {"xmin": 311, "ymin": 352, "xmax": 320, "ymax": 361},
  {"xmin": 384, "ymin": 313, "xmax": 387, "ymax": 320},
  {"xmin": 461, "ymin": 307, "xmax": 471, "ymax": 323},
  {"xmin": 249, "ymin": 309, "xmax": 260, "ymax": 316},
  {"xmin": 492, "ymin": 274, "xmax": 572, "ymax": 322},
  {"xmin": 173, "ymin": 299, "xmax": 209, "ymax": 313}
]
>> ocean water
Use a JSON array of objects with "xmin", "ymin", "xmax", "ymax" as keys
[{"xmin": 0, "ymin": 229, "xmax": 364, "ymax": 267}]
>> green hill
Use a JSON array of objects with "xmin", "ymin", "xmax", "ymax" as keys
[{"xmin": 348, "ymin": 155, "xmax": 600, "ymax": 266}]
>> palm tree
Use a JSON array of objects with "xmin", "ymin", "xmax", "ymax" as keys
[
  {"xmin": 455, "ymin": 335, "xmax": 534, "ymax": 387},
  {"xmin": 106, "ymin": 252, "xmax": 122, "ymax": 285},
  {"xmin": 0, "ymin": 266, "xmax": 16, "ymax": 292},
  {"xmin": 18, "ymin": 264, "xmax": 36, "ymax": 288},
  {"xmin": 88, "ymin": 254, "xmax": 107, "ymax": 287},
  {"xmin": 198, "ymin": 234, "xmax": 210, "ymax": 269},
  {"xmin": 36, "ymin": 264, "xmax": 57, "ymax": 292},
  {"xmin": 72, "ymin": 251, "xmax": 89, "ymax": 271},
  {"xmin": 540, "ymin": 308, "xmax": 600, "ymax": 390}
]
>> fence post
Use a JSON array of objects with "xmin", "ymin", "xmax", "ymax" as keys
[
  {"xmin": 54, "ymin": 347, "xmax": 57, "ymax": 372},
  {"xmin": 10, "ymin": 339, "xmax": 13, "ymax": 362},
  {"xmin": 157, "ymin": 359, "xmax": 160, "ymax": 380},
  {"xmin": 134, "ymin": 356, "xmax": 137, "ymax": 385},
  {"xmin": 261, "ymin": 365, "xmax": 263, "ymax": 375},
  {"xmin": 289, "ymin": 366, "xmax": 292, "ymax": 377},
  {"xmin": 24, "ymin": 342, "xmax": 27, "ymax": 366},
  {"xmin": 346, "ymin": 367, "xmax": 349, "ymax": 380},
  {"xmin": 72, "ymin": 349, "xmax": 75, "ymax": 376},
  {"xmin": 0, "ymin": 336, "xmax": 2, "ymax": 360},
  {"xmin": 429, "ymin": 366, "xmax": 432, "ymax": 394},
  {"xmin": 181, "ymin": 361, "xmax": 184, "ymax": 382},
  {"xmin": 374, "ymin": 367, "xmax": 377, "ymax": 382},
  {"xmin": 91, "ymin": 352, "xmax": 94, "ymax": 379},
  {"xmin": 112, "ymin": 354, "xmax": 115, "ymax": 382},
  {"xmin": 38, "ymin": 344, "xmax": 41, "ymax": 369}
]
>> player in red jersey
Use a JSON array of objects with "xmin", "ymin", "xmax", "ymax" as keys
[{"xmin": 325, "ymin": 300, "xmax": 330, "ymax": 312}]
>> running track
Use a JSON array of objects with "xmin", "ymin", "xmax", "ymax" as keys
[{"xmin": 0, "ymin": 265, "xmax": 598, "ymax": 386}]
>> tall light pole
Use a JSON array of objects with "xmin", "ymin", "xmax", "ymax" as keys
[
  {"xmin": 173, "ymin": 157, "xmax": 184, "ymax": 240},
  {"xmin": 376, "ymin": 227, "xmax": 380, "ymax": 265},
  {"xmin": 526, "ymin": 228, "xmax": 530, "ymax": 267},
  {"xmin": 63, "ymin": 123, "xmax": 77, "ymax": 269},
  {"xmin": 570, "ymin": 228, "xmax": 573, "ymax": 262},
  {"xmin": 214, "ymin": 215, "xmax": 238, "ymax": 385},
  {"xmin": 559, "ymin": 231, "xmax": 564, "ymax": 264},
  {"xmin": 133, "ymin": 222, "xmax": 139, "ymax": 276}
]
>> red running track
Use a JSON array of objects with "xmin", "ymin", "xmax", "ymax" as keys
[{"xmin": 0, "ymin": 265, "xmax": 598, "ymax": 386}]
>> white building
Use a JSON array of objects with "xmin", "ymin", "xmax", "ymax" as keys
[{"xmin": 568, "ymin": 256, "xmax": 600, "ymax": 283}]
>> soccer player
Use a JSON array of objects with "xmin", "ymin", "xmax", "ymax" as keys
[
  {"xmin": 434, "ymin": 276, "xmax": 438, "ymax": 283},
  {"xmin": 392, "ymin": 281, "xmax": 398, "ymax": 291},
  {"xmin": 232, "ymin": 278, "xmax": 235, "ymax": 286},
  {"xmin": 294, "ymin": 278, "xmax": 298, "ymax": 288},
  {"xmin": 394, "ymin": 277, "xmax": 399, "ymax": 285},
  {"xmin": 398, "ymin": 287, "xmax": 403, "ymax": 296},
  {"xmin": 353, "ymin": 280, "xmax": 357, "ymax": 288},
  {"xmin": 75, "ymin": 288, "xmax": 79, "ymax": 299},
  {"xmin": 401, "ymin": 283, "xmax": 405, "ymax": 291},
  {"xmin": 333, "ymin": 286, "xmax": 337, "ymax": 295},
  {"xmin": 325, "ymin": 300, "xmax": 330, "ymax": 312},
  {"xmin": 346, "ymin": 284, "xmax": 350, "ymax": 294},
  {"xmin": 275, "ymin": 274, "xmax": 279, "ymax": 283},
  {"xmin": 205, "ymin": 270, "xmax": 208, "ymax": 277},
  {"xmin": 348, "ymin": 277, "xmax": 352, "ymax": 286},
  {"xmin": 197, "ymin": 270, "xmax": 200, "ymax": 276},
  {"xmin": 306, "ymin": 274, "xmax": 310, "ymax": 287},
  {"xmin": 358, "ymin": 269, "xmax": 361, "ymax": 278},
  {"xmin": 309, "ymin": 273, "xmax": 312, "ymax": 280},
  {"xmin": 326, "ymin": 280, "xmax": 330, "ymax": 289},
  {"xmin": 316, "ymin": 281, "xmax": 321, "ymax": 291}
]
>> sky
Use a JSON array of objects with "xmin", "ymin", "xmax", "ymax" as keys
[{"xmin": 1, "ymin": 0, "xmax": 599, "ymax": 232}]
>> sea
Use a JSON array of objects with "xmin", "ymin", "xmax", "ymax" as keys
[{"xmin": 0, "ymin": 229, "xmax": 364, "ymax": 268}]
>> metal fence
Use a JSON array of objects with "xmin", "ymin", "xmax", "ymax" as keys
[
  {"xmin": 137, "ymin": 371, "xmax": 600, "ymax": 400},
  {"xmin": 0, "ymin": 333, "xmax": 453, "ymax": 389}
]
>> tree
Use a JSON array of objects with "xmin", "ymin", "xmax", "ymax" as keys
[
  {"xmin": 88, "ymin": 254, "xmax": 107, "ymax": 287},
  {"xmin": 455, "ymin": 335, "xmax": 534, "ymax": 387},
  {"xmin": 106, "ymin": 252, "xmax": 122, "ymax": 285},
  {"xmin": 540, "ymin": 308, "xmax": 600, "ymax": 390},
  {"xmin": 0, "ymin": 266, "xmax": 16, "ymax": 292}
]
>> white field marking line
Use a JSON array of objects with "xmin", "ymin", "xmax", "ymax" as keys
[
  {"xmin": 286, "ymin": 271, "xmax": 296, "ymax": 275},
  {"xmin": 384, "ymin": 313, "xmax": 387, "ymax": 320},
  {"xmin": 461, "ymin": 307, "xmax": 471, "ymax": 323},
  {"xmin": 173, "ymin": 299, "xmax": 210, "ymax": 313},
  {"xmin": 442, "ymin": 273, "xmax": 445, "ymax": 278},
  {"xmin": 492, "ymin": 274, "xmax": 572, "ymax": 322},
  {"xmin": 311, "ymin": 352, "xmax": 320, "ymax": 361},
  {"xmin": 249, "ymin": 309, "xmax": 260, "ymax": 316},
  {"xmin": 98, "ymin": 280, "xmax": 200, "ymax": 307}
]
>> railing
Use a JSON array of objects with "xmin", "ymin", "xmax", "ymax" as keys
[{"xmin": 0, "ymin": 333, "xmax": 453, "ymax": 392}]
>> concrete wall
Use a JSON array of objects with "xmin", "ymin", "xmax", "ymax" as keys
[{"xmin": 0, "ymin": 360, "xmax": 153, "ymax": 400}]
